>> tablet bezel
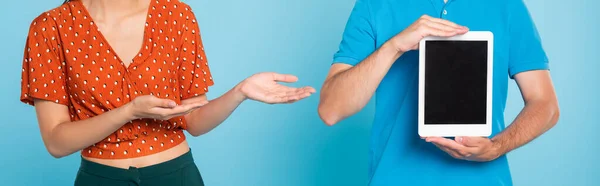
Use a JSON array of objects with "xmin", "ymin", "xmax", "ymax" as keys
[{"xmin": 418, "ymin": 31, "xmax": 494, "ymax": 137}]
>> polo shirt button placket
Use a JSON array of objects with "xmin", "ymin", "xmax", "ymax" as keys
[{"xmin": 441, "ymin": 1, "xmax": 450, "ymax": 19}]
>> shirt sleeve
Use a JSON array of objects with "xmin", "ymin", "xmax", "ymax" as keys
[
  {"xmin": 178, "ymin": 6, "xmax": 214, "ymax": 100},
  {"xmin": 333, "ymin": 0, "xmax": 376, "ymax": 66},
  {"xmin": 20, "ymin": 13, "xmax": 69, "ymax": 106},
  {"xmin": 507, "ymin": 0, "xmax": 549, "ymax": 79}
]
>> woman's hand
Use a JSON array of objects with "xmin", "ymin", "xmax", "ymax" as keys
[
  {"xmin": 237, "ymin": 72, "xmax": 316, "ymax": 104},
  {"xmin": 126, "ymin": 95, "xmax": 208, "ymax": 120}
]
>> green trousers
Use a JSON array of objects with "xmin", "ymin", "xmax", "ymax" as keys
[{"xmin": 74, "ymin": 150, "xmax": 204, "ymax": 186}]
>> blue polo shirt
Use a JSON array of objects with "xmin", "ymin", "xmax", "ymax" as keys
[{"xmin": 333, "ymin": 0, "xmax": 549, "ymax": 185}]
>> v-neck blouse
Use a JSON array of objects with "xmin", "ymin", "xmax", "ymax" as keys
[{"xmin": 20, "ymin": 0, "xmax": 214, "ymax": 159}]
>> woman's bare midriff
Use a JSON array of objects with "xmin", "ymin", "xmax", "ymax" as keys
[{"xmin": 83, "ymin": 140, "xmax": 190, "ymax": 169}]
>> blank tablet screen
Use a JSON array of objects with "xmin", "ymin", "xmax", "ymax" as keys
[{"xmin": 424, "ymin": 41, "xmax": 487, "ymax": 125}]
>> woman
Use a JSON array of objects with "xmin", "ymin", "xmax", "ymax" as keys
[{"xmin": 20, "ymin": 0, "xmax": 315, "ymax": 185}]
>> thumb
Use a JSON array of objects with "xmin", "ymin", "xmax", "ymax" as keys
[{"xmin": 271, "ymin": 73, "xmax": 298, "ymax": 83}]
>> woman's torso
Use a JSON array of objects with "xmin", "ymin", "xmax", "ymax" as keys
[{"xmin": 21, "ymin": 0, "xmax": 213, "ymax": 168}]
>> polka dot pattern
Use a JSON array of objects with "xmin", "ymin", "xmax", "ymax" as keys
[{"xmin": 20, "ymin": 0, "xmax": 214, "ymax": 159}]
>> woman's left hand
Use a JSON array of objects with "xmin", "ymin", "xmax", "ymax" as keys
[{"xmin": 237, "ymin": 72, "xmax": 316, "ymax": 104}]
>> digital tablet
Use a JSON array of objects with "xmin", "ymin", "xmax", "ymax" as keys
[{"xmin": 418, "ymin": 31, "xmax": 493, "ymax": 137}]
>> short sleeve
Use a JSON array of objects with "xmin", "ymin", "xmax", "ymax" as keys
[
  {"xmin": 333, "ymin": 0, "xmax": 376, "ymax": 66},
  {"xmin": 507, "ymin": 0, "xmax": 549, "ymax": 79},
  {"xmin": 20, "ymin": 14, "xmax": 69, "ymax": 106},
  {"xmin": 178, "ymin": 6, "xmax": 214, "ymax": 99}
]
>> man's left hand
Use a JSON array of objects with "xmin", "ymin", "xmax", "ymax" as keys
[{"xmin": 424, "ymin": 136, "xmax": 503, "ymax": 162}]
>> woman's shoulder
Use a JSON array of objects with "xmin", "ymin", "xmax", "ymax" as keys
[
  {"xmin": 157, "ymin": 0, "xmax": 196, "ymax": 17},
  {"xmin": 28, "ymin": 2, "xmax": 75, "ymax": 32},
  {"xmin": 149, "ymin": 0, "xmax": 199, "ymax": 33}
]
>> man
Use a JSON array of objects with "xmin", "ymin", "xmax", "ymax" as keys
[{"xmin": 318, "ymin": 0, "xmax": 560, "ymax": 185}]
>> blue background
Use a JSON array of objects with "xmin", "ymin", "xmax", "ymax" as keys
[{"xmin": 0, "ymin": 0, "xmax": 598, "ymax": 185}]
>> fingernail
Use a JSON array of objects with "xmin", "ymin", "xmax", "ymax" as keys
[
  {"xmin": 168, "ymin": 101, "xmax": 177, "ymax": 107},
  {"xmin": 457, "ymin": 137, "xmax": 463, "ymax": 143}
]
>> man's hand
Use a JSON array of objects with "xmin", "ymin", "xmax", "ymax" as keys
[
  {"xmin": 424, "ymin": 136, "xmax": 503, "ymax": 162},
  {"xmin": 389, "ymin": 15, "xmax": 469, "ymax": 53}
]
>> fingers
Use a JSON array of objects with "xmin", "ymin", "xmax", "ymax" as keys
[
  {"xmin": 271, "ymin": 73, "xmax": 299, "ymax": 83},
  {"xmin": 277, "ymin": 93, "xmax": 303, "ymax": 104},
  {"xmin": 264, "ymin": 94, "xmax": 296, "ymax": 104},
  {"xmin": 424, "ymin": 136, "xmax": 464, "ymax": 158},
  {"xmin": 264, "ymin": 86, "xmax": 315, "ymax": 104},
  {"xmin": 283, "ymin": 86, "xmax": 315, "ymax": 103},
  {"xmin": 284, "ymin": 86, "xmax": 313, "ymax": 96},
  {"xmin": 424, "ymin": 21, "xmax": 460, "ymax": 33},
  {"xmin": 433, "ymin": 143, "xmax": 463, "ymax": 159},
  {"xmin": 150, "ymin": 101, "xmax": 208, "ymax": 120},
  {"xmin": 426, "ymin": 137, "xmax": 457, "ymax": 150},
  {"xmin": 426, "ymin": 137, "xmax": 471, "ymax": 157},
  {"xmin": 424, "ymin": 136, "xmax": 494, "ymax": 161},
  {"xmin": 305, "ymin": 86, "xmax": 317, "ymax": 93},
  {"xmin": 172, "ymin": 101, "xmax": 207, "ymax": 113},
  {"xmin": 456, "ymin": 136, "xmax": 487, "ymax": 147},
  {"xmin": 417, "ymin": 15, "xmax": 468, "ymax": 37},
  {"xmin": 423, "ymin": 15, "xmax": 464, "ymax": 30},
  {"xmin": 150, "ymin": 97, "xmax": 177, "ymax": 108},
  {"xmin": 300, "ymin": 87, "xmax": 316, "ymax": 97},
  {"xmin": 421, "ymin": 25, "xmax": 457, "ymax": 37}
]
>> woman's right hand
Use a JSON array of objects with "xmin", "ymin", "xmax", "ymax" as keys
[{"xmin": 126, "ymin": 95, "xmax": 208, "ymax": 120}]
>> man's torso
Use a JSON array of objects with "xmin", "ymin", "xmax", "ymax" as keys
[{"xmin": 367, "ymin": 0, "xmax": 514, "ymax": 185}]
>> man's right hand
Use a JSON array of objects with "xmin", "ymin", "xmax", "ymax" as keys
[{"xmin": 389, "ymin": 15, "xmax": 469, "ymax": 53}]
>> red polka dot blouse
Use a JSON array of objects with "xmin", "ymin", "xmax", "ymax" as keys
[{"xmin": 20, "ymin": 0, "xmax": 214, "ymax": 159}]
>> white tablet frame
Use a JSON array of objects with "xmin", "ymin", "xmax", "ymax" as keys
[{"xmin": 418, "ymin": 31, "xmax": 494, "ymax": 137}]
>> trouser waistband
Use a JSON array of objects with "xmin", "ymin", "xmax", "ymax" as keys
[{"xmin": 79, "ymin": 149, "xmax": 195, "ymax": 184}]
